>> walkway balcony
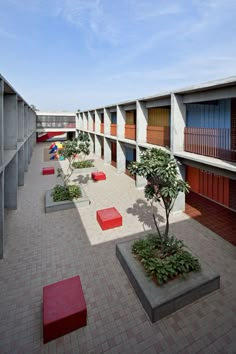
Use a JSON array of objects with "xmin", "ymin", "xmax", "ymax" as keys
[
  {"xmin": 146, "ymin": 126, "xmax": 170, "ymax": 147},
  {"xmin": 36, "ymin": 121, "xmax": 75, "ymax": 129},
  {"xmin": 125, "ymin": 124, "xmax": 136, "ymax": 140},
  {"xmin": 184, "ymin": 127, "xmax": 236, "ymax": 162}
]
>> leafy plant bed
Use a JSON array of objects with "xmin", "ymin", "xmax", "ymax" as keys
[
  {"xmin": 52, "ymin": 184, "xmax": 82, "ymax": 202},
  {"xmin": 116, "ymin": 237, "xmax": 220, "ymax": 322},
  {"xmin": 132, "ymin": 233, "xmax": 201, "ymax": 285},
  {"xmin": 45, "ymin": 186, "xmax": 90, "ymax": 213},
  {"xmin": 72, "ymin": 160, "xmax": 94, "ymax": 169}
]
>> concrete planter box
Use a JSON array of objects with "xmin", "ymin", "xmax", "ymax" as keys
[
  {"xmin": 72, "ymin": 166, "xmax": 98, "ymax": 174},
  {"xmin": 116, "ymin": 239, "xmax": 220, "ymax": 322},
  {"xmin": 45, "ymin": 186, "xmax": 90, "ymax": 213}
]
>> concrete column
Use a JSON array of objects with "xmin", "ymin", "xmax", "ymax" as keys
[
  {"xmin": 17, "ymin": 100, "xmax": 24, "ymax": 142},
  {"xmin": 135, "ymin": 145, "xmax": 147, "ymax": 188},
  {"xmin": 4, "ymin": 94, "xmax": 17, "ymax": 150},
  {"xmin": 94, "ymin": 134, "xmax": 101, "ymax": 157},
  {"xmin": 117, "ymin": 141, "xmax": 126, "ymax": 173},
  {"xmin": 171, "ymin": 93, "xmax": 186, "ymax": 154},
  {"xmin": 27, "ymin": 107, "xmax": 31, "ymax": 136},
  {"xmin": 28, "ymin": 136, "xmax": 32, "ymax": 164},
  {"xmin": 18, "ymin": 146, "xmax": 24, "ymax": 186},
  {"xmin": 75, "ymin": 113, "xmax": 79, "ymax": 130},
  {"xmin": 104, "ymin": 137, "xmax": 111, "ymax": 164},
  {"xmin": 0, "ymin": 172, "xmax": 4, "ymax": 258},
  {"xmin": 4, "ymin": 154, "xmax": 18, "ymax": 209},
  {"xmin": 172, "ymin": 162, "xmax": 186, "ymax": 214},
  {"xmin": 136, "ymin": 101, "xmax": 148, "ymax": 143},
  {"xmin": 0, "ymin": 80, "xmax": 4, "ymax": 166},
  {"xmin": 95, "ymin": 110, "xmax": 100, "ymax": 132},
  {"xmin": 117, "ymin": 105, "xmax": 125, "ymax": 139},
  {"xmin": 88, "ymin": 111, "xmax": 93, "ymax": 131},
  {"xmin": 24, "ymin": 140, "xmax": 28, "ymax": 172},
  {"xmin": 89, "ymin": 133, "xmax": 94, "ymax": 153},
  {"xmin": 24, "ymin": 104, "xmax": 28, "ymax": 138},
  {"xmin": 104, "ymin": 108, "xmax": 110, "ymax": 135}
]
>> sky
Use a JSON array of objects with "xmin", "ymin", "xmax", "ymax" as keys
[{"xmin": 0, "ymin": 0, "xmax": 236, "ymax": 111}]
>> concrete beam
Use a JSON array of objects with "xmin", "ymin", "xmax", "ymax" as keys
[
  {"xmin": 182, "ymin": 85, "xmax": 236, "ymax": 104},
  {"xmin": 145, "ymin": 98, "xmax": 171, "ymax": 108}
]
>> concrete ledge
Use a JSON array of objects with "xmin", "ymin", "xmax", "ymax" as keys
[
  {"xmin": 45, "ymin": 186, "xmax": 90, "ymax": 213},
  {"xmin": 116, "ymin": 239, "xmax": 220, "ymax": 322},
  {"xmin": 72, "ymin": 167, "xmax": 98, "ymax": 174}
]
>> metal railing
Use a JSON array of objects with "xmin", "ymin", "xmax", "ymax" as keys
[{"xmin": 184, "ymin": 127, "xmax": 236, "ymax": 162}]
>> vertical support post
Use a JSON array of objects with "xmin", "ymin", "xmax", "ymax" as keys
[
  {"xmin": 4, "ymin": 154, "xmax": 18, "ymax": 209},
  {"xmin": 117, "ymin": 105, "xmax": 125, "ymax": 139},
  {"xmin": 18, "ymin": 146, "xmax": 24, "ymax": 186},
  {"xmin": 117, "ymin": 141, "xmax": 126, "ymax": 173},
  {"xmin": 136, "ymin": 100, "xmax": 147, "ymax": 144},
  {"xmin": 104, "ymin": 137, "xmax": 111, "ymax": 164},
  {"xmin": 4, "ymin": 94, "xmax": 17, "ymax": 150}
]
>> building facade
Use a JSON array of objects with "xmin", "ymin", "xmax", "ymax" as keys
[
  {"xmin": 76, "ymin": 77, "xmax": 236, "ymax": 215},
  {"xmin": 0, "ymin": 74, "xmax": 36, "ymax": 258}
]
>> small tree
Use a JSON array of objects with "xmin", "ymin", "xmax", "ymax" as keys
[
  {"xmin": 57, "ymin": 139, "xmax": 81, "ymax": 186},
  {"xmin": 77, "ymin": 132, "xmax": 90, "ymax": 161},
  {"xmin": 128, "ymin": 148, "xmax": 189, "ymax": 252}
]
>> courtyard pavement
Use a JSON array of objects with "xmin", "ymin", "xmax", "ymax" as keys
[{"xmin": 0, "ymin": 143, "xmax": 236, "ymax": 353}]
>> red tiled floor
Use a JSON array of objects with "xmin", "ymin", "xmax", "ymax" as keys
[{"xmin": 185, "ymin": 192, "xmax": 236, "ymax": 246}]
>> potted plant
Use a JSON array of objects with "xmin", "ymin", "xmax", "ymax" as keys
[
  {"xmin": 72, "ymin": 132, "xmax": 97, "ymax": 172},
  {"xmin": 45, "ymin": 138, "xmax": 90, "ymax": 212},
  {"xmin": 116, "ymin": 148, "xmax": 219, "ymax": 322}
]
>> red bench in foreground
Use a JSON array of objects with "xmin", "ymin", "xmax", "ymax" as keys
[
  {"xmin": 43, "ymin": 276, "xmax": 87, "ymax": 343},
  {"xmin": 42, "ymin": 167, "xmax": 55, "ymax": 175},
  {"xmin": 97, "ymin": 207, "xmax": 122, "ymax": 230},
  {"xmin": 91, "ymin": 171, "xmax": 106, "ymax": 181}
]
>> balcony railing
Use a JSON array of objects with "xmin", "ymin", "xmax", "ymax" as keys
[
  {"xmin": 100, "ymin": 123, "xmax": 104, "ymax": 134},
  {"xmin": 184, "ymin": 127, "xmax": 236, "ymax": 162},
  {"xmin": 110, "ymin": 124, "xmax": 117, "ymax": 136},
  {"xmin": 146, "ymin": 126, "xmax": 170, "ymax": 147},
  {"xmin": 125, "ymin": 124, "xmax": 136, "ymax": 140}
]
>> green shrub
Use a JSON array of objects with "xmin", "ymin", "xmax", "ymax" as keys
[
  {"xmin": 72, "ymin": 160, "xmax": 94, "ymax": 169},
  {"xmin": 51, "ymin": 184, "xmax": 82, "ymax": 202},
  {"xmin": 132, "ymin": 233, "xmax": 201, "ymax": 285}
]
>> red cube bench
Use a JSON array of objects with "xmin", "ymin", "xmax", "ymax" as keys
[
  {"xmin": 42, "ymin": 167, "xmax": 55, "ymax": 175},
  {"xmin": 43, "ymin": 276, "xmax": 87, "ymax": 343},
  {"xmin": 97, "ymin": 207, "xmax": 122, "ymax": 230},
  {"xmin": 91, "ymin": 171, "xmax": 106, "ymax": 181}
]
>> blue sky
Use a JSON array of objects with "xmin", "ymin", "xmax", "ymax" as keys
[{"xmin": 0, "ymin": 0, "xmax": 236, "ymax": 111}]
